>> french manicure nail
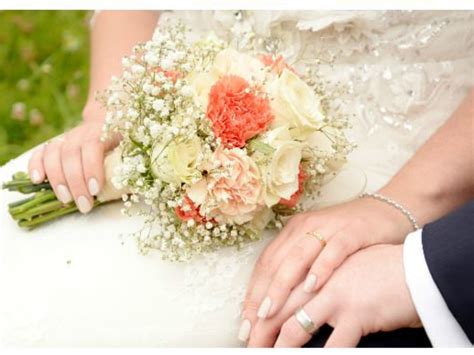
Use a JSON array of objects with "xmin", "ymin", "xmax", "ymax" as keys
[
  {"xmin": 303, "ymin": 274, "xmax": 318, "ymax": 293},
  {"xmin": 257, "ymin": 297, "xmax": 272, "ymax": 319},
  {"xmin": 88, "ymin": 178, "xmax": 100, "ymax": 196},
  {"xmin": 77, "ymin": 196, "xmax": 92, "ymax": 214},
  {"xmin": 57, "ymin": 184, "xmax": 72, "ymax": 204},
  {"xmin": 31, "ymin": 170, "xmax": 41, "ymax": 184},
  {"xmin": 238, "ymin": 319, "xmax": 251, "ymax": 342}
]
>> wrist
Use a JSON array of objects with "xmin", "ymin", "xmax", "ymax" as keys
[
  {"xmin": 356, "ymin": 195, "xmax": 414, "ymax": 243},
  {"xmin": 392, "ymin": 244, "xmax": 422, "ymax": 328},
  {"xmin": 82, "ymin": 100, "xmax": 105, "ymax": 124}
]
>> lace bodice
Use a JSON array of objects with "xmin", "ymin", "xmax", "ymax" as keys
[
  {"xmin": 159, "ymin": 11, "xmax": 473, "ymax": 183},
  {"xmin": 0, "ymin": 10, "xmax": 472, "ymax": 346}
]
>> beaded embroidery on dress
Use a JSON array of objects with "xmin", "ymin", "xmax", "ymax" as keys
[{"xmin": 0, "ymin": 10, "xmax": 473, "ymax": 346}]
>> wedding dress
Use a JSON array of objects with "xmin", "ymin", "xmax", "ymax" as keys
[{"xmin": 0, "ymin": 10, "xmax": 472, "ymax": 347}]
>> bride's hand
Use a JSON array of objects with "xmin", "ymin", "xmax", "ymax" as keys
[
  {"xmin": 27, "ymin": 103, "xmax": 120, "ymax": 213},
  {"xmin": 239, "ymin": 196, "xmax": 415, "ymax": 342},
  {"xmin": 245, "ymin": 244, "xmax": 421, "ymax": 347}
]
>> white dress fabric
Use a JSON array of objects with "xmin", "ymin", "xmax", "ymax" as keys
[{"xmin": 0, "ymin": 10, "xmax": 472, "ymax": 347}]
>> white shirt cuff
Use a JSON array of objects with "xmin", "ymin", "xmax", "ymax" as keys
[{"xmin": 403, "ymin": 229, "xmax": 471, "ymax": 347}]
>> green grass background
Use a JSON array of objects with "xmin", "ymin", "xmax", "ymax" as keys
[{"xmin": 0, "ymin": 10, "xmax": 91, "ymax": 166}]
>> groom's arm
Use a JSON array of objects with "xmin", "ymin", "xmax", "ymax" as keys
[{"xmin": 404, "ymin": 201, "xmax": 474, "ymax": 347}]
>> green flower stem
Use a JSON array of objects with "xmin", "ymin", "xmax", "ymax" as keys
[
  {"xmin": 13, "ymin": 199, "xmax": 67, "ymax": 221},
  {"xmin": 8, "ymin": 195, "xmax": 36, "ymax": 209},
  {"xmin": 18, "ymin": 205, "xmax": 79, "ymax": 229},
  {"xmin": 17, "ymin": 200, "xmax": 104, "ymax": 229},
  {"xmin": 9, "ymin": 190, "xmax": 57, "ymax": 216}
]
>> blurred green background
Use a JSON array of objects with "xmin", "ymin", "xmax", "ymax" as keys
[{"xmin": 0, "ymin": 10, "xmax": 91, "ymax": 166}]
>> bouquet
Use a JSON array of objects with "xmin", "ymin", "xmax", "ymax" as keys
[{"xmin": 3, "ymin": 21, "xmax": 352, "ymax": 260}]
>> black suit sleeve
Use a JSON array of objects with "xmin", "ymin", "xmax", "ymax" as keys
[{"xmin": 422, "ymin": 200, "xmax": 474, "ymax": 344}]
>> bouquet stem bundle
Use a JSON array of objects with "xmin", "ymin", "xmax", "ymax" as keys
[{"xmin": 3, "ymin": 172, "xmax": 103, "ymax": 229}]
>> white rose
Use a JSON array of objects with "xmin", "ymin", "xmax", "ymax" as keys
[
  {"xmin": 261, "ymin": 126, "xmax": 304, "ymax": 207},
  {"xmin": 268, "ymin": 69, "xmax": 325, "ymax": 139},
  {"xmin": 186, "ymin": 48, "xmax": 266, "ymax": 108},
  {"xmin": 150, "ymin": 137, "xmax": 202, "ymax": 184},
  {"xmin": 211, "ymin": 48, "xmax": 266, "ymax": 83},
  {"xmin": 248, "ymin": 207, "xmax": 275, "ymax": 234}
]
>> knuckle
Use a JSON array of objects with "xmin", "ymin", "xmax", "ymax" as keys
[
  {"xmin": 271, "ymin": 274, "xmax": 291, "ymax": 295},
  {"xmin": 333, "ymin": 236, "xmax": 351, "ymax": 255},
  {"xmin": 255, "ymin": 254, "xmax": 274, "ymax": 274},
  {"xmin": 243, "ymin": 298, "xmax": 261, "ymax": 314},
  {"xmin": 320, "ymin": 248, "xmax": 340, "ymax": 271},
  {"xmin": 61, "ymin": 143, "xmax": 78, "ymax": 158},
  {"xmin": 44, "ymin": 143, "xmax": 59, "ymax": 156},
  {"xmin": 289, "ymin": 241, "xmax": 306, "ymax": 259}
]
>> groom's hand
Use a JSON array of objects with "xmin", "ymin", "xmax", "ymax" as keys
[
  {"xmin": 239, "ymin": 198, "xmax": 413, "ymax": 343},
  {"xmin": 246, "ymin": 244, "xmax": 422, "ymax": 347}
]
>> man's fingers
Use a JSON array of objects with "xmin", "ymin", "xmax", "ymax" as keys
[
  {"xmin": 81, "ymin": 140, "xmax": 105, "ymax": 196},
  {"xmin": 28, "ymin": 145, "xmax": 46, "ymax": 184},
  {"xmin": 305, "ymin": 228, "xmax": 361, "ymax": 293},
  {"xmin": 61, "ymin": 144, "xmax": 93, "ymax": 214},
  {"xmin": 274, "ymin": 295, "xmax": 333, "ymax": 348},
  {"xmin": 325, "ymin": 319, "xmax": 362, "ymax": 348},
  {"xmin": 257, "ymin": 234, "xmax": 323, "ymax": 319}
]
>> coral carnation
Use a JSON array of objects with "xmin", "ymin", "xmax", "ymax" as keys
[
  {"xmin": 207, "ymin": 75, "xmax": 273, "ymax": 148},
  {"xmin": 175, "ymin": 196, "xmax": 205, "ymax": 223}
]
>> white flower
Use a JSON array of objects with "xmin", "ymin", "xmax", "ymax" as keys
[
  {"xmin": 152, "ymin": 99, "xmax": 165, "ymax": 112},
  {"xmin": 131, "ymin": 64, "xmax": 145, "ymax": 75},
  {"xmin": 248, "ymin": 207, "xmax": 275, "ymax": 234},
  {"xmin": 186, "ymin": 47, "xmax": 266, "ymax": 108},
  {"xmin": 262, "ymin": 126, "xmax": 304, "ymax": 207},
  {"xmin": 268, "ymin": 69, "xmax": 325, "ymax": 139},
  {"xmin": 127, "ymin": 108, "xmax": 139, "ymax": 119},
  {"xmin": 144, "ymin": 53, "xmax": 159, "ymax": 66},
  {"xmin": 150, "ymin": 137, "xmax": 202, "ymax": 184}
]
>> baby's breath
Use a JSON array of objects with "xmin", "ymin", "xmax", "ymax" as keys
[{"xmin": 99, "ymin": 21, "xmax": 352, "ymax": 261}]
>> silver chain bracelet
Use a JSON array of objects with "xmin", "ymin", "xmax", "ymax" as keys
[{"xmin": 360, "ymin": 192, "xmax": 420, "ymax": 231}]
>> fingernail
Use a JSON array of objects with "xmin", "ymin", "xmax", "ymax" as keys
[
  {"xmin": 238, "ymin": 319, "xmax": 251, "ymax": 342},
  {"xmin": 57, "ymin": 184, "xmax": 72, "ymax": 204},
  {"xmin": 88, "ymin": 178, "xmax": 100, "ymax": 196},
  {"xmin": 257, "ymin": 297, "xmax": 272, "ymax": 319},
  {"xmin": 303, "ymin": 274, "xmax": 318, "ymax": 293},
  {"xmin": 77, "ymin": 196, "xmax": 92, "ymax": 214},
  {"xmin": 31, "ymin": 170, "xmax": 42, "ymax": 184}
]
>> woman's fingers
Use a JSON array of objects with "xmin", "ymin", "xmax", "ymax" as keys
[
  {"xmin": 28, "ymin": 145, "xmax": 46, "ymax": 184},
  {"xmin": 274, "ymin": 293, "xmax": 333, "ymax": 348},
  {"xmin": 248, "ymin": 283, "xmax": 314, "ymax": 347},
  {"xmin": 81, "ymin": 139, "xmax": 105, "ymax": 196},
  {"xmin": 239, "ymin": 217, "xmax": 301, "ymax": 342},
  {"xmin": 257, "ymin": 234, "xmax": 323, "ymax": 320},
  {"xmin": 43, "ymin": 140, "xmax": 72, "ymax": 204},
  {"xmin": 61, "ymin": 143, "xmax": 93, "ymax": 213},
  {"xmin": 324, "ymin": 319, "xmax": 362, "ymax": 348},
  {"xmin": 304, "ymin": 227, "xmax": 362, "ymax": 293}
]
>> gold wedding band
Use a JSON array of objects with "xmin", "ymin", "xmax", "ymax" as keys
[{"xmin": 306, "ymin": 231, "xmax": 327, "ymax": 248}]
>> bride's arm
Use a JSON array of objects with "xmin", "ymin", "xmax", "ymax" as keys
[
  {"xmin": 28, "ymin": 11, "xmax": 160, "ymax": 213},
  {"xmin": 83, "ymin": 11, "xmax": 161, "ymax": 118},
  {"xmin": 379, "ymin": 89, "xmax": 474, "ymax": 226},
  {"xmin": 240, "ymin": 90, "xmax": 474, "ymax": 345}
]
